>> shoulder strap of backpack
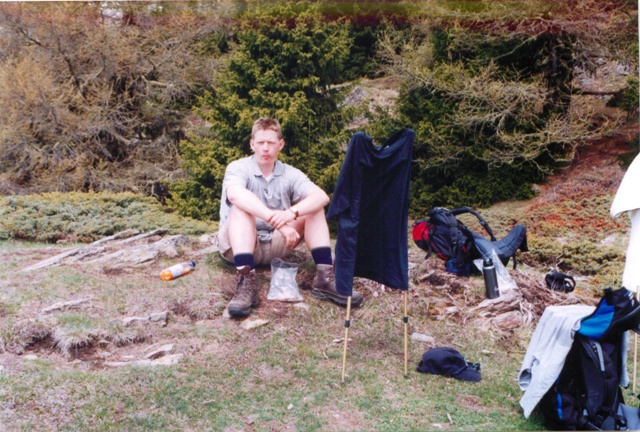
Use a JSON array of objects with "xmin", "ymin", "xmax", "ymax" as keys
[
  {"xmin": 576, "ymin": 335, "xmax": 622, "ymax": 430},
  {"xmin": 429, "ymin": 207, "xmax": 467, "ymax": 264},
  {"xmin": 449, "ymin": 207, "xmax": 497, "ymax": 241},
  {"xmin": 442, "ymin": 211, "xmax": 461, "ymax": 260}
]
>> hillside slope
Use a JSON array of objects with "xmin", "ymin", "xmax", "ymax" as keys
[{"xmin": 0, "ymin": 120, "xmax": 637, "ymax": 431}]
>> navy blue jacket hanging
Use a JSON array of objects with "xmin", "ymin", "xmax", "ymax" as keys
[{"xmin": 327, "ymin": 129, "xmax": 414, "ymax": 296}]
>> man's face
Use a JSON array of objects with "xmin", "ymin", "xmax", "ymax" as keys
[{"xmin": 250, "ymin": 129, "xmax": 284, "ymax": 169}]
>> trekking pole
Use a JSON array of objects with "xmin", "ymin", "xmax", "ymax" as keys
[
  {"xmin": 632, "ymin": 286, "xmax": 639, "ymax": 395},
  {"xmin": 403, "ymin": 290, "xmax": 409, "ymax": 378},
  {"xmin": 341, "ymin": 296, "xmax": 352, "ymax": 383},
  {"xmin": 634, "ymin": 330, "xmax": 638, "ymax": 395}
]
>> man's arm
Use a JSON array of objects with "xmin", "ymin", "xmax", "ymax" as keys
[
  {"xmin": 226, "ymin": 184, "xmax": 275, "ymax": 221},
  {"xmin": 227, "ymin": 180, "xmax": 329, "ymax": 231},
  {"xmin": 268, "ymin": 185, "xmax": 329, "ymax": 230},
  {"xmin": 290, "ymin": 185, "xmax": 330, "ymax": 218}
]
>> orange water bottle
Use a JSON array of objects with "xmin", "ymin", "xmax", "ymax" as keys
[{"xmin": 160, "ymin": 261, "xmax": 196, "ymax": 281}]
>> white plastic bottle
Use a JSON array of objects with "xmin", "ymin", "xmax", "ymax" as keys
[{"xmin": 160, "ymin": 261, "xmax": 196, "ymax": 281}]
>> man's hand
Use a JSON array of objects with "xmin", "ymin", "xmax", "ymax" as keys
[
  {"xmin": 268, "ymin": 209, "xmax": 296, "ymax": 230},
  {"xmin": 278, "ymin": 224, "xmax": 301, "ymax": 249}
]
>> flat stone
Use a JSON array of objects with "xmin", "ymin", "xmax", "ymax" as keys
[
  {"xmin": 199, "ymin": 234, "xmax": 216, "ymax": 244},
  {"xmin": 148, "ymin": 311, "xmax": 168, "ymax": 323},
  {"xmin": 490, "ymin": 310, "xmax": 523, "ymax": 330},
  {"xmin": 21, "ymin": 247, "xmax": 82, "ymax": 272},
  {"xmin": 241, "ymin": 319, "xmax": 270, "ymax": 330},
  {"xmin": 144, "ymin": 344, "xmax": 174, "ymax": 360},
  {"xmin": 139, "ymin": 353, "xmax": 183, "ymax": 366},
  {"xmin": 292, "ymin": 302, "xmax": 310, "ymax": 312},
  {"xmin": 121, "ymin": 317, "xmax": 148, "ymax": 326},
  {"xmin": 411, "ymin": 333, "xmax": 435, "ymax": 344},
  {"xmin": 105, "ymin": 353, "xmax": 184, "ymax": 368},
  {"xmin": 113, "ymin": 229, "xmax": 167, "ymax": 245},
  {"xmin": 444, "ymin": 306, "xmax": 460, "ymax": 315},
  {"xmin": 92, "ymin": 229, "xmax": 140, "ymax": 246},
  {"xmin": 195, "ymin": 245, "xmax": 219, "ymax": 256}
]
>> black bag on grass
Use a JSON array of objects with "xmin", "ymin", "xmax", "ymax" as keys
[
  {"xmin": 412, "ymin": 206, "xmax": 528, "ymax": 276},
  {"xmin": 538, "ymin": 333, "xmax": 627, "ymax": 430},
  {"xmin": 546, "ymin": 272, "xmax": 577, "ymax": 293},
  {"xmin": 538, "ymin": 288, "xmax": 640, "ymax": 430}
]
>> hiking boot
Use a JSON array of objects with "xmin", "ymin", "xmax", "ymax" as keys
[
  {"xmin": 227, "ymin": 265, "xmax": 259, "ymax": 317},
  {"xmin": 311, "ymin": 264, "xmax": 363, "ymax": 307}
]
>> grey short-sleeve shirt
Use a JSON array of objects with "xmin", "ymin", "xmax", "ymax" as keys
[{"xmin": 220, "ymin": 155, "xmax": 316, "ymax": 242}]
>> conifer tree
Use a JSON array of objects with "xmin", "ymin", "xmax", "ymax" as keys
[{"xmin": 170, "ymin": 2, "xmax": 355, "ymax": 219}]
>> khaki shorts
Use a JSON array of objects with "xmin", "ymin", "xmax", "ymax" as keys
[{"xmin": 216, "ymin": 223, "xmax": 290, "ymax": 266}]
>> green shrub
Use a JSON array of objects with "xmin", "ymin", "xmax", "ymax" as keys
[
  {"xmin": 368, "ymin": 20, "xmax": 623, "ymax": 216},
  {"xmin": 610, "ymin": 77, "xmax": 639, "ymax": 119},
  {"xmin": 0, "ymin": 192, "xmax": 213, "ymax": 243},
  {"xmin": 170, "ymin": 2, "xmax": 356, "ymax": 219},
  {"xmin": 168, "ymin": 134, "xmax": 244, "ymax": 221}
]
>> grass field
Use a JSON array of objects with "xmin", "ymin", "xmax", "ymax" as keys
[
  {"xmin": 0, "ymin": 142, "xmax": 636, "ymax": 431},
  {"xmin": 0, "ymin": 239, "xmax": 547, "ymax": 431}
]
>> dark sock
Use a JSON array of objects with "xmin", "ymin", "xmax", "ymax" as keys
[
  {"xmin": 234, "ymin": 253, "xmax": 255, "ymax": 270},
  {"xmin": 311, "ymin": 247, "xmax": 333, "ymax": 266}
]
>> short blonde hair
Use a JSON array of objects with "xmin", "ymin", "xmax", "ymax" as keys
[{"xmin": 251, "ymin": 117, "xmax": 282, "ymax": 140}]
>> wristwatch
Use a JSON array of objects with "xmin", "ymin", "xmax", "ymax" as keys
[{"xmin": 288, "ymin": 207, "xmax": 299, "ymax": 220}]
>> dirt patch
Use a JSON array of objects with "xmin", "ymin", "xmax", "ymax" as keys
[
  {"xmin": 535, "ymin": 121, "xmax": 637, "ymax": 201},
  {"xmin": 313, "ymin": 406, "xmax": 368, "ymax": 432},
  {"xmin": 456, "ymin": 394, "xmax": 491, "ymax": 414}
]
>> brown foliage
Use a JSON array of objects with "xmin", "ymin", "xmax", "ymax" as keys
[{"xmin": 0, "ymin": 3, "xmax": 222, "ymax": 194}]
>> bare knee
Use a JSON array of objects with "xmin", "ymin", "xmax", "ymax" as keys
[
  {"xmin": 303, "ymin": 209, "xmax": 330, "ymax": 248},
  {"xmin": 228, "ymin": 205, "xmax": 255, "ymax": 227},
  {"xmin": 226, "ymin": 206, "xmax": 257, "ymax": 253},
  {"xmin": 304, "ymin": 209, "xmax": 327, "ymax": 226}
]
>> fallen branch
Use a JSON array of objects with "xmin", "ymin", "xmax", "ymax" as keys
[
  {"xmin": 91, "ymin": 229, "xmax": 140, "ymax": 246},
  {"xmin": 42, "ymin": 298, "xmax": 92, "ymax": 314}
]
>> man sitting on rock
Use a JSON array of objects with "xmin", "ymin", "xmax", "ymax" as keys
[{"xmin": 217, "ymin": 117, "xmax": 363, "ymax": 317}]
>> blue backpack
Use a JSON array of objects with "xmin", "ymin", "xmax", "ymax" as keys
[{"xmin": 539, "ymin": 287, "xmax": 640, "ymax": 430}]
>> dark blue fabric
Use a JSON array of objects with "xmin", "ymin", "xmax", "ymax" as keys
[
  {"xmin": 327, "ymin": 129, "xmax": 414, "ymax": 296},
  {"xmin": 234, "ymin": 253, "xmax": 255, "ymax": 270},
  {"xmin": 311, "ymin": 247, "xmax": 333, "ymax": 266}
]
